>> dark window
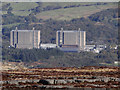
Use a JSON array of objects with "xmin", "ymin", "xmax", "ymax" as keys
[
  {"xmin": 17, "ymin": 32, "xmax": 18, "ymax": 43},
  {"xmin": 63, "ymin": 32, "xmax": 64, "ymax": 44},
  {"xmin": 13, "ymin": 31, "xmax": 14, "ymax": 45},
  {"xmin": 15, "ymin": 44, "xmax": 17, "ymax": 48}
]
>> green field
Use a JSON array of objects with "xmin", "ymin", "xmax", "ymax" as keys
[
  {"xmin": 36, "ymin": 3, "xmax": 117, "ymax": 21},
  {"xmin": 2, "ymin": 2, "xmax": 38, "ymax": 16},
  {"xmin": 12, "ymin": 11, "xmax": 31, "ymax": 16},
  {"xmin": 2, "ymin": 23, "xmax": 21, "ymax": 28},
  {"xmin": 42, "ymin": 2, "xmax": 98, "ymax": 8},
  {"xmin": 10, "ymin": 2, "xmax": 38, "ymax": 11},
  {"xmin": 2, "ymin": 2, "xmax": 117, "ymax": 19}
]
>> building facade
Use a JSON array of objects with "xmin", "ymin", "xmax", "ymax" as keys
[
  {"xmin": 56, "ymin": 28, "xmax": 86, "ymax": 51},
  {"xmin": 10, "ymin": 30, "xmax": 40, "ymax": 49}
]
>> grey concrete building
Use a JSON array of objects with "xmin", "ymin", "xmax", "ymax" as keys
[
  {"xmin": 56, "ymin": 28, "xmax": 86, "ymax": 51},
  {"xmin": 10, "ymin": 29, "xmax": 40, "ymax": 49}
]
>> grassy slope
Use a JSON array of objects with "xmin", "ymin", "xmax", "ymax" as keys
[
  {"xmin": 36, "ymin": 3, "xmax": 117, "ymax": 21},
  {"xmin": 11, "ymin": 2, "xmax": 38, "ymax": 16},
  {"xmin": 2, "ymin": 23, "xmax": 21, "ymax": 28},
  {"xmin": 10, "ymin": 2, "xmax": 38, "ymax": 11},
  {"xmin": 2, "ymin": 2, "xmax": 117, "ymax": 17},
  {"xmin": 2, "ymin": 2, "xmax": 118, "ymax": 28},
  {"xmin": 42, "ymin": 2, "xmax": 98, "ymax": 8},
  {"xmin": 3, "ymin": 2, "xmax": 38, "ymax": 16}
]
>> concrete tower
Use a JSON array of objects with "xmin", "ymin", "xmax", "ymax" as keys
[
  {"xmin": 56, "ymin": 28, "xmax": 86, "ymax": 51},
  {"xmin": 10, "ymin": 28, "xmax": 40, "ymax": 49}
]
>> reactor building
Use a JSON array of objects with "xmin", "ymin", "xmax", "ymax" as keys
[
  {"xmin": 10, "ymin": 28, "xmax": 40, "ymax": 49},
  {"xmin": 56, "ymin": 28, "xmax": 86, "ymax": 51}
]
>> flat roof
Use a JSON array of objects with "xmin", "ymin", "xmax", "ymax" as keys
[
  {"xmin": 11, "ymin": 30, "xmax": 40, "ymax": 32},
  {"xmin": 57, "ymin": 30, "xmax": 85, "ymax": 32}
]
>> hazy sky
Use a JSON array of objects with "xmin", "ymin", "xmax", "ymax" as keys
[{"xmin": 1, "ymin": 0, "xmax": 120, "ymax": 2}]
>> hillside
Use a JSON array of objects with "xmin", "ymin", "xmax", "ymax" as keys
[
  {"xmin": 2, "ymin": 2, "xmax": 117, "ymax": 19},
  {"xmin": 2, "ymin": 2, "xmax": 38, "ymax": 16},
  {"xmin": 2, "ymin": 2, "xmax": 119, "ymax": 68},
  {"xmin": 36, "ymin": 2, "xmax": 117, "ymax": 21}
]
